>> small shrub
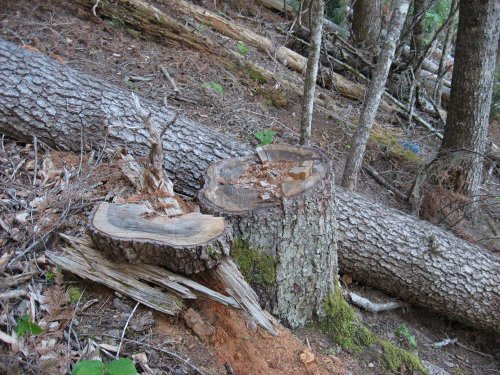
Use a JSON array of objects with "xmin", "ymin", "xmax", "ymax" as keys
[
  {"xmin": 254, "ymin": 129, "xmax": 276, "ymax": 147},
  {"xmin": 202, "ymin": 82, "xmax": 224, "ymax": 97},
  {"xmin": 396, "ymin": 323, "xmax": 417, "ymax": 348},
  {"xmin": 68, "ymin": 286, "xmax": 82, "ymax": 305},
  {"xmin": 236, "ymin": 41, "xmax": 250, "ymax": 55},
  {"xmin": 71, "ymin": 358, "xmax": 137, "ymax": 375},
  {"xmin": 14, "ymin": 315, "xmax": 43, "ymax": 336}
]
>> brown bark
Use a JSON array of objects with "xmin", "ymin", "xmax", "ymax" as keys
[
  {"xmin": 300, "ymin": 0, "xmax": 325, "ymax": 145},
  {"xmin": 199, "ymin": 145, "xmax": 337, "ymax": 328},
  {"xmin": 351, "ymin": 0, "xmax": 382, "ymax": 50},
  {"xmin": 1, "ymin": 39, "xmax": 499, "ymax": 332},
  {"xmin": 341, "ymin": 0, "xmax": 410, "ymax": 190},
  {"xmin": 440, "ymin": 0, "xmax": 500, "ymax": 198}
]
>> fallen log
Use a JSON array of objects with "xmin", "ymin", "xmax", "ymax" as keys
[
  {"xmin": 79, "ymin": 0, "xmax": 381, "ymax": 106},
  {"xmin": 1, "ymin": 40, "xmax": 499, "ymax": 333},
  {"xmin": 199, "ymin": 144, "xmax": 338, "ymax": 327}
]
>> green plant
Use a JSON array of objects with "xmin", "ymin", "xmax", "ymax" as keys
[
  {"xmin": 68, "ymin": 286, "xmax": 82, "ymax": 305},
  {"xmin": 45, "ymin": 271, "xmax": 55, "ymax": 282},
  {"xmin": 71, "ymin": 358, "xmax": 137, "ymax": 375},
  {"xmin": 396, "ymin": 323, "xmax": 417, "ymax": 348},
  {"xmin": 14, "ymin": 315, "xmax": 43, "ymax": 336},
  {"xmin": 254, "ymin": 129, "xmax": 277, "ymax": 147},
  {"xmin": 202, "ymin": 82, "xmax": 224, "ymax": 97},
  {"xmin": 236, "ymin": 41, "xmax": 250, "ymax": 55}
]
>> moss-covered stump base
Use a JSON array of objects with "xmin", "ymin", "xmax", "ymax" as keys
[
  {"xmin": 199, "ymin": 144, "xmax": 338, "ymax": 328},
  {"xmin": 89, "ymin": 202, "xmax": 230, "ymax": 274}
]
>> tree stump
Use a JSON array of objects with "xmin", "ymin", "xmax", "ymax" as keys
[
  {"xmin": 89, "ymin": 202, "xmax": 230, "ymax": 274},
  {"xmin": 199, "ymin": 144, "xmax": 338, "ymax": 327}
]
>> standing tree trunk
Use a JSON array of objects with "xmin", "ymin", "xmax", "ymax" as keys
[
  {"xmin": 341, "ymin": 0, "xmax": 410, "ymax": 190},
  {"xmin": 433, "ymin": 22, "xmax": 455, "ymax": 108},
  {"xmin": 439, "ymin": 0, "xmax": 500, "ymax": 198},
  {"xmin": 1, "ymin": 39, "xmax": 499, "ymax": 333},
  {"xmin": 300, "ymin": 0, "xmax": 325, "ymax": 145},
  {"xmin": 351, "ymin": 0, "xmax": 382, "ymax": 50}
]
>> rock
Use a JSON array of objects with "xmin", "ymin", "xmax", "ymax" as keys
[
  {"xmin": 299, "ymin": 349, "xmax": 315, "ymax": 364},
  {"xmin": 182, "ymin": 308, "xmax": 214, "ymax": 343}
]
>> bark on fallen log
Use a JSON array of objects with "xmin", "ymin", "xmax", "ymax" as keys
[{"xmin": 1, "ymin": 40, "xmax": 499, "ymax": 333}]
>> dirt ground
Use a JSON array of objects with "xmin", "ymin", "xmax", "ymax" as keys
[{"xmin": 0, "ymin": 0, "xmax": 499, "ymax": 374}]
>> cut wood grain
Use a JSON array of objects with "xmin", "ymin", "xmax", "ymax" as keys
[{"xmin": 89, "ymin": 202, "xmax": 230, "ymax": 274}]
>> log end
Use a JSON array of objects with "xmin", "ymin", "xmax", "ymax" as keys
[{"xmin": 89, "ymin": 202, "xmax": 230, "ymax": 274}]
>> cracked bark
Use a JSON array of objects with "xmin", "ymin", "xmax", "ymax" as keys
[{"xmin": 0, "ymin": 40, "xmax": 498, "ymax": 332}]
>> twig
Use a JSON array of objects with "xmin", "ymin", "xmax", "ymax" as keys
[
  {"xmin": 116, "ymin": 301, "xmax": 140, "ymax": 359},
  {"xmin": 67, "ymin": 286, "xmax": 86, "ymax": 353},
  {"xmin": 348, "ymin": 292, "xmax": 406, "ymax": 313},
  {"xmin": 431, "ymin": 338, "xmax": 457, "ymax": 348},
  {"xmin": 363, "ymin": 164, "xmax": 408, "ymax": 201},
  {"xmin": 103, "ymin": 334, "xmax": 206, "ymax": 375},
  {"xmin": 92, "ymin": 0, "xmax": 101, "ymax": 19},
  {"xmin": 160, "ymin": 65, "xmax": 180, "ymax": 94},
  {"xmin": 455, "ymin": 342, "xmax": 493, "ymax": 358}
]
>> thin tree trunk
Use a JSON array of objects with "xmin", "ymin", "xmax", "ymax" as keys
[
  {"xmin": 341, "ymin": 0, "xmax": 410, "ymax": 190},
  {"xmin": 1, "ymin": 39, "xmax": 499, "ymax": 332},
  {"xmin": 433, "ymin": 23, "xmax": 455, "ymax": 108},
  {"xmin": 351, "ymin": 0, "xmax": 382, "ymax": 50},
  {"xmin": 440, "ymin": 0, "xmax": 500, "ymax": 198},
  {"xmin": 300, "ymin": 0, "xmax": 324, "ymax": 145}
]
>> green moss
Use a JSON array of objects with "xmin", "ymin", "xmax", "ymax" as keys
[
  {"xmin": 231, "ymin": 238, "xmax": 276, "ymax": 285},
  {"xmin": 68, "ymin": 286, "xmax": 82, "ymax": 305},
  {"xmin": 247, "ymin": 67, "xmax": 267, "ymax": 84},
  {"xmin": 319, "ymin": 282, "xmax": 428, "ymax": 374},
  {"xmin": 370, "ymin": 128, "xmax": 422, "ymax": 164},
  {"xmin": 319, "ymin": 283, "xmax": 374, "ymax": 350},
  {"xmin": 379, "ymin": 340, "xmax": 428, "ymax": 374}
]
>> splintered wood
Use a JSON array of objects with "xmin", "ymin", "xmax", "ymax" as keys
[{"xmin": 48, "ymin": 235, "xmax": 239, "ymax": 313}]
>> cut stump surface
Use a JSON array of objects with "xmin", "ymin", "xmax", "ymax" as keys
[{"xmin": 89, "ymin": 202, "xmax": 230, "ymax": 274}]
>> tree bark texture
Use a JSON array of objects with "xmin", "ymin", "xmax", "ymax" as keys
[
  {"xmin": 440, "ymin": 0, "xmax": 500, "ymax": 197},
  {"xmin": 300, "ymin": 0, "xmax": 325, "ymax": 145},
  {"xmin": 351, "ymin": 0, "xmax": 382, "ymax": 50},
  {"xmin": 199, "ymin": 145, "xmax": 337, "ymax": 327},
  {"xmin": 336, "ymin": 189, "xmax": 499, "ymax": 333},
  {"xmin": 1, "ymin": 40, "xmax": 498, "ymax": 332},
  {"xmin": 341, "ymin": 0, "xmax": 410, "ymax": 190}
]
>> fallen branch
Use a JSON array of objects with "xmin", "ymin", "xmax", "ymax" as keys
[{"xmin": 348, "ymin": 292, "xmax": 406, "ymax": 313}]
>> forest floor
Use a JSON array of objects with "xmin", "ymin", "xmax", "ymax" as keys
[{"xmin": 0, "ymin": 0, "xmax": 499, "ymax": 374}]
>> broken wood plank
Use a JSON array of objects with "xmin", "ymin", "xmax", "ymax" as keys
[{"xmin": 49, "ymin": 235, "xmax": 184, "ymax": 315}]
